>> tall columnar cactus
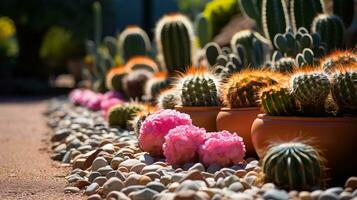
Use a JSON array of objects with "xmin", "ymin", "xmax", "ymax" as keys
[
  {"xmin": 223, "ymin": 70, "xmax": 285, "ymax": 108},
  {"xmin": 238, "ymin": 0, "xmax": 263, "ymax": 31},
  {"xmin": 263, "ymin": 142, "xmax": 325, "ymax": 190},
  {"xmin": 108, "ymin": 103, "xmax": 145, "ymax": 128},
  {"xmin": 262, "ymin": 0, "xmax": 290, "ymax": 45},
  {"xmin": 176, "ymin": 68, "xmax": 221, "ymax": 107},
  {"xmin": 333, "ymin": 0, "xmax": 354, "ymax": 27},
  {"xmin": 93, "ymin": 1, "xmax": 102, "ymax": 46},
  {"xmin": 230, "ymin": 30, "xmax": 266, "ymax": 67},
  {"xmin": 260, "ymin": 85, "xmax": 297, "ymax": 116},
  {"xmin": 291, "ymin": 70, "xmax": 330, "ymax": 115},
  {"xmin": 155, "ymin": 14, "xmax": 194, "ymax": 74},
  {"xmin": 320, "ymin": 51, "xmax": 357, "ymax": 74},
  {"xmin": 290, "ymin": 0, "xmax": 324, "ymax": 32},
  {"xmin": 118, "ymin": 26, "xmax": 151, "ymax": 62},
  {"xmin": 331, "ymin": 69, "xmax": 357, "ymax": 115},
  {"xmin": 194, "ymin": 14, "xmax": 212, "ymax": 48},
  {"xmin": 311, "ymin": 14, "xmax": 345, "ymax": 51},
  {"xmin": 271, "ymin": 57, "xmax": 296, "ymax": 73}
]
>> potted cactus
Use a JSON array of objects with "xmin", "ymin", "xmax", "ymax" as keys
[
  {"xmin": 174, "ymin": 67, "xmax": 221, "ymax": 131},
  {"xmin": 251, "ymin": 64, "xmax": 357, "ymax": 184},
  {"xmin": 216, "ymin": 69, "xmax": 286, "ymax": 156}
]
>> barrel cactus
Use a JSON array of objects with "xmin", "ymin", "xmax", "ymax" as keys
[
  {"xmin": 311, "ymin": 14, "xmax": 345, "ymax": 51},
  {"xmin": 330, "ymin": 68, "xmax": 357, "ymax": 115},
  {"xmin": 320, "ymin": 51, "xmax": 357, "ymax": 74},
  {"xmin": 108, "ymin": 103, "xmax": 145, "ymax": 128},
  {"xmin": 262, "ymin": 0, "xmax": 290, "ymax": 45},
  {"xmin": 222, "ymin": 70, "xmax": 285, "ymax": 108},
  {"xmin": 176, "ymin": 68, "xmax": 221, "ymax": 107},
  {"xmin": 289, "ymin": 0, "xmax": 324, "ymax": 32},
  {"xmin": 260, "ymin": 85, "xmax": 297, "ymax": 116},
  {"xmin": 144, "ymin": 72, "xmax": 171, "ymax": 101},
  {"xmin": 271, "ymin": 57, "xmax": 296, "ymax": 73},
  {"xmin": 155, "ymin": 14, "xmax": 194, "ymax": 74},
  {"xmin": 230, "ymin": 30, "xmax": 266, "ymax": 67},
  {"xmin": 118, "ymin": 26, "xmax": 151, "ymax": 62},
  {"xmin": 123, "ymin": 69, "xmax": 153, "ymax": 100},
  {"xmin": 263, "ymin": 142, "xmax": 325, "ymax": 190},
  {"xmin": 291, "ymin": 70, "xmax": 330, "ymax": 115},
  {"xmin": 106, "ymin": 67, "xmax": 128, "ymax": 93},
  {"xmin": 157, "ymin": 89, "xmax": 180, "ymax": 110}
]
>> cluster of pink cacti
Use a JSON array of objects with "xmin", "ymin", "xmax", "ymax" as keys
[
  {"xmin": 138, "ymin": 109, "xmax": 246, "ymax": 167},
  {"xmin": 69, "ymin": 89, "xmax": 124, "ymax": 114}
]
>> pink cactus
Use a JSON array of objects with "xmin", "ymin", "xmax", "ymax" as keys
[
  {"xmin": 139, "ymin": 109, "xmax": 192, "ymax": 157},
  {"xmin": 199, "ymin": 131, "xmax": 246, "ymax": 167},
  {"xmin": 69, "ymin": 89, "xmax": 84, "ymax": 105},
  {"xmin": 163, "ymin": 125, "xmax": 206, "ymax": 165}
]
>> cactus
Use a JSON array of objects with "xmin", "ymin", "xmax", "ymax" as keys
[
  {"xmin": 238, "ymin": 0, "xmax": 263, "ymax": 31},
  {"xmin": 333, "ymin": 0, "xmax": 354, "ymax": 27},
  {"xmin": 311, "ymin": 14, "xmax": 345, "ymax": 51},
  {"xmin": 93, "ymin": 1, "xmax": 102, "ymax": 45},
  {"xmin": 320, "ymin": 51, "xmax": 357, "ymax": 74},
  {"xmin": 331, "ymin": 68, "xmax": 357, "ymax": 115},
  {"xmin": 108, "ymin": 103, "xmax": 145, "ymax": 128},
  {"xmin": 230, "ymin": 30, "xmax": 266, "ymax": 67},
  {"xmin": 204, "ymin": 42, "xmax": 222, "ymax": 67},
  {"xmin": 260, "ymin": 85, "xmax": 297, "ymax": 115},
  {"xmin": 157, "ymin": 89, "xmax": 180, "ymax": 110},
  {"xmin": 222, "ymin": 70, "xmax": 285, "ymax": 108},
  {"xmin": 125, "ymin": 56, "xmax": 160, "ymax": 73},
  {"xmin": 176, "ymin": 67, "xmax": 221, "ymax": 107},
  {"xmin": 144, "ymin": 72, "xmax": 171, "ymax": 101},
  {"xmin": 290, "ymin": 0, "xmax": 324, "ymax": 32},
  {"xmin": 271, "ymin": 57, "xmax": 296, "ymax": 73},
  {"xmin": 106, "ymin": 67, "xmax": 128, "ymax": 93},
  {"xmin": 155, "ymin": 14, "xmax": 194, "ymax": 74},
  {"xmin": 295, "ymin": 48, "xmax": 315, "ymax": 67},
  {"xmin": 118, "ymin": 26, "xmax": 151, "ymax": 62},
  {"xmin": 263, "ymin": 142, "xmax": 325, "ymax": 190},
  {"xmin": 103, "ymin": 36, "xmax": 118, "ymax": 58},
  {"xmin": 262, "ymin": 0, "xmax": 290, "ymax": 44},
  {"xmin": 194, "ymin": 14, "xmax": 212, "ymax": 48},
  {"xmin": 123, "ymin": 69, "xmax": 153, "ymax": 100},
  {"xmin": 291, "ymin": 70, "xmax": 330, "ymax": 115}
]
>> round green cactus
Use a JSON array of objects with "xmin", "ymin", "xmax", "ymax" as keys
[
  {"xmin": 272, "ymin": 57, "xmax": 296, "ymax": 73},
  {"xmin": 144, "ymin": 73, "xmax": 171, "ymax": 101},
  {"xmin": 291, "ymin": 71, "xmax": 330, "ymax": 115},
  {"xmin": 108, "ymin": 103, "xmax": 145, "ymax": 128},
  {"xmin": 157, "ymin": 89, "xmax": 180, "ymax": 110},
  {"xmin": 321, "ymin": 51, "xmax": 357, "ymax": 74},
  {"xmin": 260, "ymin": 85, "xmax": 297, "ymax": 116},
  {"xmin": 263, "ymin": 142, "xmax": 325, "ymax": 190},
  {"xmin": 178, "ymin": 69, "xmax": 221, "ymax": 107},
  {"xmin": 331, "ymin": 70, "xmax": 357, "ymax": 115}
]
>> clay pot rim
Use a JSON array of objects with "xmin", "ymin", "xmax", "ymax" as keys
[
  {"xmin": 174, "ymin": 105, "xmax": 222, "ymax": 111},
  {"xmin": 256, "ymin": 113, "xmax": 357, "ymax": 122},
  {"xmin": 220, "ymin": 107, "xmax": 261, "ymax": 111}
]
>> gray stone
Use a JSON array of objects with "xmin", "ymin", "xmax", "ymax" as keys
[
  {"xmin": 88, "ymin": 171, "xmax": 101, "ymax": 182},
  {"xmin": 63, "ymin": 186, "xmax": 80, "ymax": 193},
  {"xmin": 138, "ymin": 154, "xmax": 154, "ymax": 165},
  {"xmin": 318, "ymin": 192, "xmax": 339, "ymax": 200},
  {"xmin": 263, "ymin": 189, "xmax": 289, "ymax": 200},
  {"xmin": 87, "ymin": 194, "xmax": 102, "ymax": 200},
  {"xmin": 229, "ymin": 182, "xmax": 244, "ymax": 192},
  {"xmin": 339, "ymin": 191, "xmax": 353, "ymax": 200},
  {"xmin": 175, "ymin": 180, "xmax": 207, "ymax": 192},
  {"xmin": 52, "ymin": 129, "xmax": 71, "ymax": 142},
  {"xmin": 207, "ymin": 163, "xmax": 221, "ymax": 174},
  {"xmin": 140, "ymin": 164, "xmax": 162, "ymax": 174},
  {"xmin": 311, "ymin": 190, "xmax": 323, "ymax": 200},
  {"xmin": 92, "ymin": 157, "xmax": 108, "ymax": 171},
  {"xmin": 93, "ymin": 176, "xmax": 107, "ymax": 186},
  {"xmin": 128, "ymin": 188, "xmax": 158, "ymax": 200},
  {"xmin": 245, "ymin": 160, "xmax": 259, "ymax": 171},
  {"xmin": 119, "ymin": 159, "xmax": 141, "ymax": 169},
  {"xmin": 106, "ymin": 191, "xmax": 130, "ymax": 200},
  {"xmin": 146, "ymin": 181, "xmax": 166, "ymax": 193},
  {"xmin": 121, "ymin": 185, "xmax": 146, "ymax": 195},
  {"xmin": 85, "ymin": 182, "xmax": 100, "ymax": 196},
  {"xmin": 182, "ymin": 163, "xmax": 195, "ymax": 171},
  {"xmin": 189, "ymin": 163, "xmax": 205, "ymax": 172},
  {"xmin": 102, "ymin": 177, "xmax": 124, "ymax": 196},
  {"xmin": 97, "ymin": 165, "xmax": 113, "ymax": 176},
  {"xmin": 62, "ymin": 150, "xmax": 72, "ymax": 163},
  {"xmin": 325, "ymin": 187, "xmax": 344, "ymax": 195},
  {"xmin": 224, "ymin": 175, "xmax": 240, "ymax": 187}
]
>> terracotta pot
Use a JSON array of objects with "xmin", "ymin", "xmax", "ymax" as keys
[
  {"xmin": 251, "ymin": 114, "xmax": 357, "ymax": 184},
  {"xmin": 175, "ymin": 106, "xmax": 221, "ymax": 132},
  {"xmin": 216, "ymin": 107, "xmax": 261, "ymax": 157}
]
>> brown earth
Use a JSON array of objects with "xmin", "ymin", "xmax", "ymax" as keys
[{"xmin": 0, "ymin": 97, "xmax": 84, "ymax": 200}]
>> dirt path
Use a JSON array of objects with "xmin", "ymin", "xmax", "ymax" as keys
[{"xmin": 0, "ymin": 97, "xmax": 84, "ymax": 200}]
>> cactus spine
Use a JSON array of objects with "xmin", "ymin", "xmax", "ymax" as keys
[
  {"xmin": 118, "ymin": 26, "xmax": 151, "ymax": 62},
  {"xmin": 156, "ymin": 14, "xmax": 194, "ymax": 75},
  {"xmin": 290, "ymin": 0, "xmax": 324, "ymax": 32},
  {"xmin": 262, "ymin": 0, "xmax": 290, "ymax": 44},
  {"xmin": 260, "ymin": 85, "xmax": 297, "ymax": 116},
  {"xmin": 311, "ymin": 14, "xmax": 345, "ymax": 51},
  {"xmin": 177, "ymin": 68, "xmax": 220, "ymax": 107},
  {"xmin": 108, "ymin": 103, "xmax": 145, "ymax": 128},
  {"xmin": 331, "ymin": 69, "xmax": 357, "ymax": 114},
  {"xmin": 263, "ymin": 142, "xmax": 325, "ymax": 190},
  {"xmin": 291, "ymin": 71, "xmax": 330, "ymax": 115},
  {"xmin": 321, "ymin": 51, "xmax": 357, "ymax": 74}
]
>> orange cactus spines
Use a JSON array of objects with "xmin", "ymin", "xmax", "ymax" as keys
[
  {"xmin": 125, "ymin": 56, "xmax": 160, "ymax": 72},
  {"xmin": 320, "ymin": 50, "xmax": 357, "ymax": 73}
]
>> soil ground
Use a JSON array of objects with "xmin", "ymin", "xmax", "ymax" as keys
[{"xmin": 0, "ymin": 97, "xmax": 84, "ymax": 200}]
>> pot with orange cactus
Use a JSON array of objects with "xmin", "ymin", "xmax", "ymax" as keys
[
  {"xmin": 251, "ymin": 66, "xmax": 357, "ymax": 184},
  {"xmin": 174, "ymin": 67, "xmax": 221, "ymax": 131},
  {"xmin": 216, "ymin": 69, "xmax": 287, "ymax": 157}
]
